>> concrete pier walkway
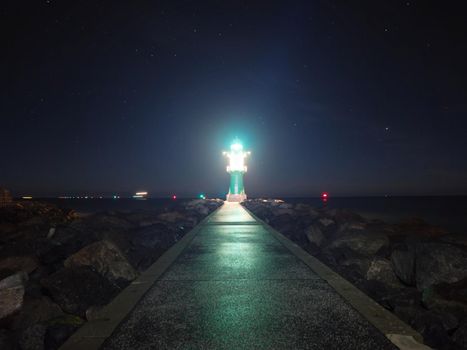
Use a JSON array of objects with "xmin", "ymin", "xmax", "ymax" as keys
[{"xmin": 63, "ymin": 203, "xmax": 424, "ymax": 349}]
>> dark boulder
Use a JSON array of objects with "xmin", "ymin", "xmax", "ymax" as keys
[
  {"xmin": 339, "ymin": 257, "xmax": 371, "ymax": 278},
  {"xmin": 325, "ymin": 208, "xmax": 366, "ymax": 224},
  {"xmin": 270, "ymin": 206, "xmax": 295, "ymax": 217},
  {"xmin": 130, "ymin": 223, "xmax": 169, "ymax": 249},
  {"xmin": 317, "ymin": 218, "xmax": 337, "ymax": 233},
  {"xmin": 415, "ymin": 242, "xmax": 467, "ymax": 290},
  {"xmin": 366, "ymin": 258, "xmax": 403, "ymax": 289},
  {"xmin": 268, "ymin": 214, "xmax": 296, "ymax": 234},
  {"xmin": 183, "ymin": 200, "xmax": 210, "ymax": 216},
  {"xmin": 84, "ymin": 213, "xmax": 135, "ymax": 233},
  {"xmin": 305, "ymin": 225, "xmax": 324, "ymax": 248},
  {"xmin": 422, "ymin": 279, "xmax": 467, "ymax": 319},
  {"xmin": 440, "ymin": 233, "xmax": 467, "ymax": 248},
  {"xmin": 0, "ymin": 256, "xmax": 39, "ymax": 280},
  {"xmin": 0, "ymin": 329, "xmax": 15, "ymax": 350},
  {"xmin": 328, "ymin": 232, "xmax": 389, "ymax": 257},
  {"xmin": 0, "ymin": 222, "xmax": 17, "ymax": 235},
  {"xmin": 10, "ymin": 296, "xmax": 63, "ymax": 330},
  {"xmin": 390, "ymin": 248, "xmax": 416, "ymax": 286},
  {"xmin": 354, "ymin": 279, "xmax": 396, "ymax": 310},
  {"xmin": 157, "ymin": 211, "xmax": 197, "ymax": 228},
  {"xmin": 393, "ymin": 305, "xmax": 424, "ymax": 326},
  {"xmin": 64, "ymin": 240, "xmax": 137, "ymax": 285},
  {"xmin": 293, "ymin": 203, "xmax": 312, "ymax": 213},
  {"xmin": 41, "ymin": 266, "xmax": 120, "ymax": 317},
  {"xmin": 18, "ymin": 323, "xmax": 47, "ymax": 350},
  {"xmin": 44, "ymin": 314, "xmax": 85, "ymax": 350},
  {"xmin": 453, "ymin": 319, "xmax": 467, "ymax": 349},
  {"xmin": 0, "ymin": 201, "xmax": 69, "ymax": 227},
  {"xmin": 412, "ymin": 311, "xmax": 456, "ymax": 350},
  {"xmin": 0, "ymin": 272, "xmax": 28, "ymax": 324}
]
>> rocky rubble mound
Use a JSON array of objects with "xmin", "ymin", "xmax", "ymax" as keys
[
  {"xmin": 0, "ymin": 199, "xmax": 222, "ymax": 350},
  {"xmin": 243, "ymin": 199, "xmax": 467, "ymax": 350}
]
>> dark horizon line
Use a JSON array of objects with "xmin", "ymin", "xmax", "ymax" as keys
[{"xmin": 12, "ymin": 194, "xmax": 467, "ymax": 200}]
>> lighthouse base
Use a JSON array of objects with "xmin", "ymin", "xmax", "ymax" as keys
[{"xmin": 226, "ymin": 193, "xmax": 247, "ymax": 202}]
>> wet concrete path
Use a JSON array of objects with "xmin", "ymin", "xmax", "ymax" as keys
[{"xmin": 101, "ymin": 203, "xmax": 397, "ymax": 349}]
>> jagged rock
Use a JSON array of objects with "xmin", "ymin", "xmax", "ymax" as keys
[
  {"xmin": 0, "ymin": 272, "xmax": 28, "ymax": 323},
  {"xmin": 440, "ymin": 233, "xmax": 467, "ymax": 248},
  {"xmin": 340, "ymin": 257, "xmax": 370, "ymax": 277},
  {"xmin": 0, "ymin": 201, "xmax": 69, "ymax": 227},
  {"xmin": 415, "ymin": 242, "xmax": 467, "ymax": 290},
  {"xmin": 329, "ymin": 232, "xmax": 389, "ymax": 256},
  {"xmin": 435, "ymin": 311, "xmax": 459, "ymax": 332},
  {"xmin": 393, "ymin": 305, "xmax": 424, "ymax": 325},
  {"xmin": 44, "ymin": 315, "xmax": 84, "ymax": 350},
  {"xmin": 20, "ymin": 215, "xmax": 47, "ymax": 227},
  {"xmin": 398, "ymin": 217, "xmax": 448, "ymax": 237},
  {"xmin": 422, "ymin": 279, "xmax": 467, "ymax": 319},
  {"xmin": 131, "ymin": 223, "xmax": 168, "ymax": 249},
  {"xmin": 335, "ymin": 222, "xmax": 367, "ymax": 237},
  {"xmin": 453, "ymin": 319, "xmax": 467, "ymax": 349},
  {"xmin": 157, "ymin": 212, "xmax": 197, "ymax": 228},
  {"xmin": 277, "ymin": 203, "xmax": 293, "ymax": 209},
  {"xmin": 64, "ymin": 240, "xmax": 137, "ymax": 284},
  {"xmin": 0, "ymin": 329, "xmax": 15, "ymax": 350},
  {"xmin": 325, "ymin": 208, "xmax": 365, "ymax": 224},
  {"xmin": 354, "ymin": 279, "xmax": 397, "ymax": 309},
  {"xmin": 294, "ymin": 203, "xmax": 311, "ymax": 212},
  {"xmin": 305, "ymin": 225, "xmax": 324, "ymax": 247},
  {"xmin": 269, "ymin": 214, "xmax": 295, "ymax": 233},
  {"xmin": 366, "ymin": 259, "xmax": 403, "ymax": 289},
  {"xmin": 41, "ymin": 266, "xmax": 120, "ymax": 317},
  {"xmin": 412, "ymin": 311, "xmax": 456, "ymax": 350},
  {"xmin": 157, "ymin": 211, "xmax": 186, "ymax": 223},
  {"xmin": 0, "ymin": 222, "xmax": 16, "ymax": 234},
  {"xmin": 390, "ymin": 248, "xmax": 416, "ymax": 286},
  {"xmin": 10, "ymin": 296, "xmax": 63, "ymax": 330},
  {"xmin": 0, "ymin": 256, "xmax": 39, "ymax": 276},
  {"xmin": 319, "ymin": 218, "xmax": 335, "ymax": 227},
  {"xmin": 18, "ymin": 323, "xmax": 47, "ymax": 350},
  {"xmin": 46, "ymin": 227, "xmax": 56, "ymax": 239},
  {"xmin": 85, "ymin": 305, "xmax": 103, "ymax": 321},
  {"xmin": 271, "ymin": 207, "xmax": 295, "ymax": 216},
  {"xmin": 184, "ymin": 200, "xmax": 210, "ymax": 215},
  {"xmin": 87, "ymin": 213, "xmax": 135, "ymax": 231}
]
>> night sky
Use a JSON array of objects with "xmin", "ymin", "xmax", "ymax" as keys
[{"xmin": 2, "ymin": 1, "xmax": 467, "ymax": 197}]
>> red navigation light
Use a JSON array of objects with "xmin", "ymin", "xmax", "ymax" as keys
[
  {"xmin": 321, "ymin": 192, "xmax": 328, "ymax": 199},
  {"xmin": 172, "ymin": 195, "xmax": 177, "ymax": 200}
]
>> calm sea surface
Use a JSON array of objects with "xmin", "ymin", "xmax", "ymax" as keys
[{"xmin": 40, "ymin": 196, "xmax": 467, "ymax": 234}]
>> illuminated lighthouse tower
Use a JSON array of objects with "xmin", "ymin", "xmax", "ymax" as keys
[{"xmin": 223, "ymin": 140, "xmax": 250, "ymax": 202}]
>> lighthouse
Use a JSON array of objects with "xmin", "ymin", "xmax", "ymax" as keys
[{"xmin": 223, "ymin": 140, "xmax": 250, "ymax": 202}]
